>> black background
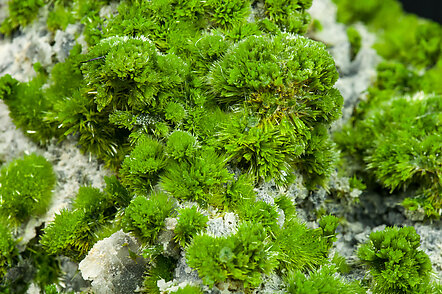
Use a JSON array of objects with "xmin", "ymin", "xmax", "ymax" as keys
[{"xmin": 399, "ymin": 0, "xmax": 442, "ymax": 24}]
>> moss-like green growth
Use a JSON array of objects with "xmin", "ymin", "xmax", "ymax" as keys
[
  {"xmin": 45, "ymin": 43, "xmax": 129, "ymax": 170},
  {"xmin": 358, "ymin": 226, "xmax": 434, "ymax": 293},
  {"xmin": 331, "ymin": 252, "xmax": 351, "ymax": 275},
  {"xmin": 0, "ymin": 0, "xmax": 110, "ymax": 39},
  {"xmin": 332, "ymin": 1, "xmax": 442, "ymax": 219},
  {"xmin": 43, "ymin": 283, "xmax": 75, "ymax": 294},
  {"xmin": 204, "ymin": 0, "xmax": 251, "ymax": 29},
  {"xmin": 0, "ymin": 226, "xmax": 61, "ymax": 292},
  {"xmin": 52, "ymin": 88, "xmax": 129, "ymax": 170},
  {"xmin": 165, "ymin": 103, "xmax": 187, "ymax": 126},
  {"xmin": 371, "ymin": 61, "xmax": 421, "ymax": 95},
  {"xmin": 122, "ymin": 192, "xmax": 175, "ymax": 244},
  {"xmin": 46, "ymin": 2, "xmax": 75, "ymax": 32},
  {"xmin": 103, "ymin": 175, "xmax": 132, "ymax": 208},
  {"xmin": 41, "ymin": 177, "xmax": 129, "ymax": 261},
  {"xmin": 44, "ymin": 284, "xmax": 58, "ymax": 294},
  {"xmin": 166, "ymin": 131, "xmax": 197, "ymax": 161},
  {"xmin": 23, "ymin": 235, "xmax": 61, "ymax": 290},
  {"xmin": 373, "ymin": 17, "xmax": 442, "ymax": 70},
  {"xmin": 263, "ymin": 0, "xmax": 313, "ymax": 34},
  {"xmin": 82, "ymin": 35, "xmax": 189, "ymax": 112},
  {"xmin": 100, "ymin": 0, "xmax": 309, "ymax": 54},
  {"xmin": 0, "ymin": 0, "xmax": 340, "ymax": 191},
  {"xmin": 236, "ymin": 199, "xmax": 280, "ymax": 234},
  {"xmin": 174, "ymin": 206, "xmax": 208, "ymax": 247},
  {"xmin": 209, "ymin": 34, "xmax": 340, "ymax": 107},
  {"xmin": 421, "ymin": 59, "xmax": 442, "ymax": 95},
  {"xmin": 2, "ymin": 0, "xmax": 442, "ymax": 291},
  {"xmin": 216, "ymin": 112, "xmax": 300, "ymax": 185},
  {"xmin": 336, "ymin": 93, "xmax": 441, "ymax": 217},
  {"xmin": 364, "ymin": 96, "xmax": 441, "ymax": 190},
  {"xmin": 0, "ymin": 0, "xmax": 44, "ymax": 35},
  {"xmin": 46, "ymin": 0, "xmax": 112, "ymax": 43},
  {"xmin": 333, "ymin": 0, "xmax": 442, "ymax": 70},
  {"xmin": 0, "ymin": 68, "xmax": 59, "ymax": 145},
  {"xmin": 0, "ymin": 223, "xmax": 18, "ymax": 279},
  {"xmin": 120, "ymin": 135, "xmax": 168, "ymax": 194},
  {"xmin": 186, "ymin": 221, "xmax": 278, "ymax": 289},
  {"xmin": 46, "ymin": 44, "xmax": 84, "ymax": 97},
  {"xmin": 225, "ymin": 174, "xmax": 257, "ymax": 209},
  {"xmin": 160, "ymin": 147, "xmax": 233, "ymax": 207},
  {"xmin": 40, "ymin": 208, "xmax": 94, "ymax": 261},
  {"xmin": 318, "ymin": 214, "xmax": 340, "ymax": 249},
  {"xmin": 228, "ymin": 176, "xmax": 289, "ymax": 235},
  {"xmin": 72, "ymin": 180, "xmax": 130, "ymax": 224},
  {"xmin": 310, "ymin": 19, "xmax": 323, "ymax": 32},
  {"xmin": 332, "ymin": 0, "xmax": 402, "ymax": 30},
  {"xmin": 142, "ymin": 254, "xmax": 177, "ymax": 294},
  {"xmin": 0, "ymin": 44, "xmax": 128, "ymax": 169},
  {"xmin": 210, "ymin": 33, "xmax": 342, "ymax": 186},
  {"xmin": 0, "ymin": 153, "xmax": 56, "ymax": 226},
  {"xmin": 187, "ymin": 32, "xmax": 232, "ymax": 76},
  {"xmin": 334, "ymin": 12, "xmax": 442, "ymax": 215},
  {"xmin": 274, "ymin": 194, "xmax": 297, "ymax": 222},
  {"xmin": 346, "ymin": 26, "xmax": 361, "ymax": 61},
  {"xmin": 275, "ymin": 217, "xmax": 336, "ymax": 274},
  {"xmin": 73, "ymin": 186, "xmax": 107, "ymax": 211},
  {"xmin": 103, "ymin": 0, "xmax": 207, "ymax": 52},
  {"xmin": 285, "ymin": 265, "xmax": 366, "ymax": 293},
  {"xmin": 76, "ymin": 176, "xmax": 131, "ymax": 215},
  {"xmin": 185, "ymin": 212, "xmax": 338, "ymax": 290}
]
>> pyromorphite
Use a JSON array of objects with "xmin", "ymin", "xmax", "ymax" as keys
[{"xmin": 0, "ymin": 153, "xmax": 56, "ymax": 226}]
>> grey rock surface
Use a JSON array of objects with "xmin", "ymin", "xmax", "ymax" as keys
[
  {"xmin": 79, "ymin": 230, "xmax": 147, "ymax": 294},
  {"xmin": 0, "ymin": 0, "xmax": 440, "ymax": 292}
]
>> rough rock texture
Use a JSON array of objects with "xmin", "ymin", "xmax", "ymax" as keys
[
  {"xmin": 251, "ymin": 274, "xmax": 285, "ymax": 294},
  {"xmin": 79, "ymin": 230, "xmax": 147, "ymax": 294},
  {"xmin": 308, "ymin": 0, "xmax": 380, "ymax": 127},
  {"xmin": 307, "ymin": 0, "xmax": 442, "ymax": 285},
  {"xmin": 162, "ymin": 251, "xmax": 202, "ymax": 292},
  {"xmin": 56, "ymin": 257, "xmax": 91, "ymax": 293},
  {"xmin": 0, "ymin": 0, "xmax": 440, "ymax": 292},
  {"xmin": 0, "ymin": 101, "xmax": 111, "ymax": 248},
  {"xmin": 0, "ymin": 1, "xmax": 110, "ymax": 247},
  {"xmin": 414, "ymin": 223, "xmax": 442, "ymax": 280},
  {"xmin": 52, "ymin": 24, "xmax": 84, "ymax": 62},
  {"xmin": 0, "ymin": 11, "xmax": 59, "ymax": 81},
  {"xmin": 205, "ymin": 212, "xmax": 239, "ymax": 238},
  {"xmin": 158, "ymin": 217, "xmax": 181, "ymax": 259}
]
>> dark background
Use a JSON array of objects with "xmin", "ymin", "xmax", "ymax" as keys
[{"xmin": 399, "ymin": 0, "xmax": 442, "ymax": 24}]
